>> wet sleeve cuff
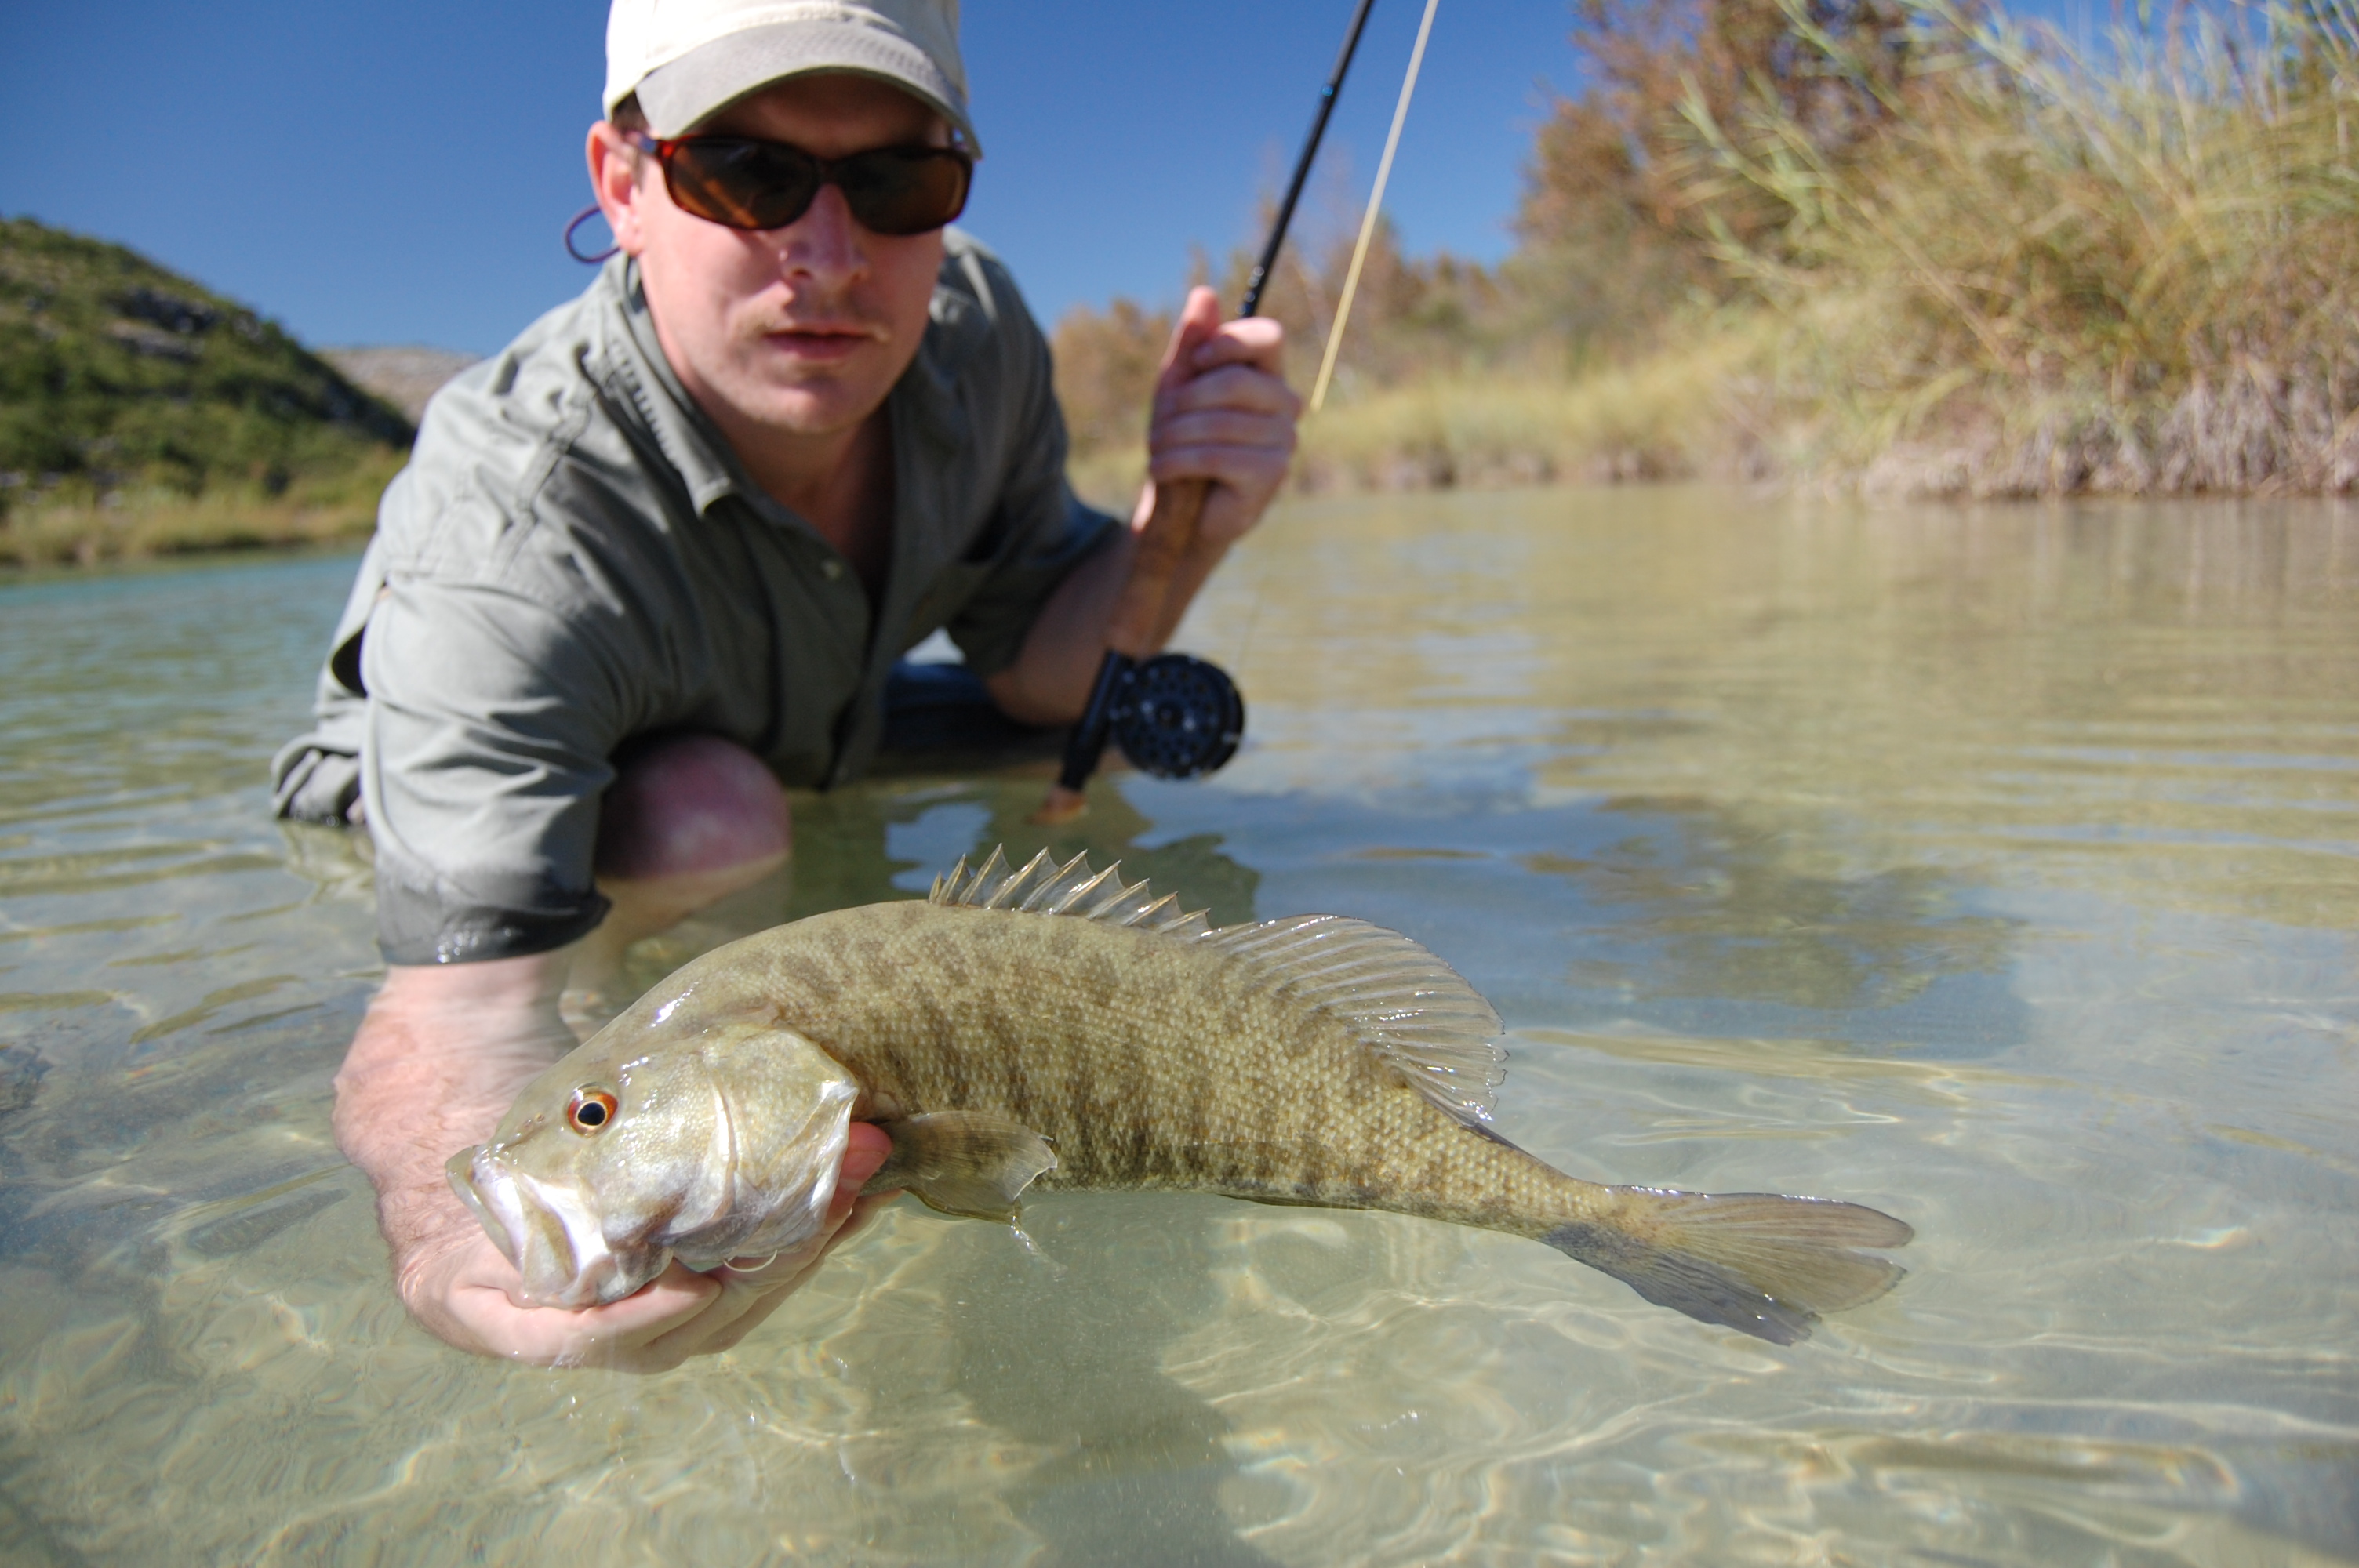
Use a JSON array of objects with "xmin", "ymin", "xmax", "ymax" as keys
[
  {"xmin": 271, "ymin": 745, "xmax": 364, "ymax": 827},
  {"xmin": 375, "ymin": 878, "xmax": 612, "ymax": 966}
]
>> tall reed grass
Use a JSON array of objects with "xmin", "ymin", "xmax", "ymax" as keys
[
  {"xmin": 1685, "ymin": 0, "xmax": 2359, "ymax": 494},
  {"xmin": 1057, "ymin": 0, "xmax": 2359, "ymax": 499}
]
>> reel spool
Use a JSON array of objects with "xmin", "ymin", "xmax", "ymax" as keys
[{"xmin": 1109, "ymin": 653, "xmax": 1245, "ymax": 779}]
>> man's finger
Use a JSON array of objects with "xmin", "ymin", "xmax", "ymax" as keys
[
  {"xmin": 1152, "ymin": 408, "xmax": 1299, "ymax": 453},
  {"xmin": 1149, "ymin": 445, "xmax": 1296, "ymax": 495},
  {"xmin": 440, "ymin": 1264, "xmax": 717, "ymax": 1367},
  {"xmin": 1153, "ymin": 286, "xmax": 1225, "ymax": 397},
  {"xmin": 1155, "ymin": 367, "xmax": 1302, "ymax": 426},
  {"xmin": 660, "ymin": 1197, "xmax": 896, "ymax": 1359},
  {"xmin": 1188, "ymin": 317, "xmax": 1286, "ymax": 376},
  {"xmin": 834, "ymin": 1121, "xmax": 893, "ymax": 1222},
  {"xmin": 586, "ymin": 1261, "xmax": 727, "ymax": 1351}
]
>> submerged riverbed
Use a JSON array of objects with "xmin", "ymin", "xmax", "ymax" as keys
[{"xmin": 1, "ymin": 487, "xmax": 2354, "ymax": 1565}]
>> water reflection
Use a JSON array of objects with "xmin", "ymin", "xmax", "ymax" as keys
[
  {"xmin": 1120, "ymin": 782, "xmax": 2030, "ymax": 1056},
  {"xmin": 938, "ymin": 1200, "xmax": 1281, "ymax": 1568},
  {"xmin": 1, "ymin": 495, "xmax": 2354, "ymax": 1563},
  {"xmin": 1529, "ymin": 796, "xmax": 2019, "ymax": 1042},
  {"xmin": 609, "ymin": 777, "xmax": 1263, "ymax": 1004}
]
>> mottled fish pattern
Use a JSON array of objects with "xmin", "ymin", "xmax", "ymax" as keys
[{"xmin": 456, "ymin": 848, "xmax": 1914, "ymax": 1344}]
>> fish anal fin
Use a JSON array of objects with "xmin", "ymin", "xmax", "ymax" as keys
[
  {"xmin": 1547, "ymin": 1189, "xmax": 1913, "ymax": 1345},
  {"xmin": 861, "ymin": 1109, "xmax": 1058, "ymax": 1223}
]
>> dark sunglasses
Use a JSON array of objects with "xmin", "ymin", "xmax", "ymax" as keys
[{"xmin": 631, "ymin": 132, "xmax": 972, "ymax": 237}]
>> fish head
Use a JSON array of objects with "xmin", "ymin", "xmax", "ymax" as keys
[{"xmin": 446, "ymin": 1016, "xmax": 861, "ymax": 1308}]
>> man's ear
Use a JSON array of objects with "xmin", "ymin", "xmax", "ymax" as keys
[{"xmin": 585, "ymin": 122, "xmax": 651, "ymax": 257}]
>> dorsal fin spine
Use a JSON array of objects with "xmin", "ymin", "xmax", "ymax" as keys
[
  {"xmin": 1048, "ymin": 864, "xmax": 1123, "ymax": 914},
  {"xmin": 922, "ymin": 845, "xmax": 1506, "ymax": 1123},
  {"xmin": 925, "ymin": 845, "xmax": 1211, "ymax": 935}
]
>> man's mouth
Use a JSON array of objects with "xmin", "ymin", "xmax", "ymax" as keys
[{"xmin": 762, "ymin": 322, "xmax": 881, "ymax": 363}]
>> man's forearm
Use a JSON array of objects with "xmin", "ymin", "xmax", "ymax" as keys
[
  {"xmin": 983, "ymin": 516, "xmax": 1235, "ymax": 726},
  {"xmin": 333, "ymin": 956, "xmax": 574, "ymax": 1281},
  {"xmin": 983, "ymin": 526, "xmax": 1131, "ymax": 725}
]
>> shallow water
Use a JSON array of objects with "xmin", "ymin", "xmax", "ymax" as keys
[{"xmin": 1, "ymin": 488, "xmax": 2354, "ymax": 1566}]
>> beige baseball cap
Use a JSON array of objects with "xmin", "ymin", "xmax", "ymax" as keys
[{"xmin": 605, "ymin": 0, "xmax": 979, "ymax": 151}]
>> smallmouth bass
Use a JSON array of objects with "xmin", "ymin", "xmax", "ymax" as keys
[{"xmin": 449, "ymin": 848, "xmax": 1912, "ymax": 1344}]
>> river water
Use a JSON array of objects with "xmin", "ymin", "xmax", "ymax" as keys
[{"xmin": 0, "ymin": 486, "xmax": 2353, "ymax": 1565}]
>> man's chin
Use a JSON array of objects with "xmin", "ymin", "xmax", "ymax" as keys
[{"xmin": 722, "ymin": 376, "xmax": 887, "ymax": 440}]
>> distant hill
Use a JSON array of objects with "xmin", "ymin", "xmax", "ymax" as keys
[
  {"xmin": 322, "ymin": 345, "xmax": 482, "ymax": 424},
  {"xmin": 0, "ymin": 216, "xmax": 414, "ymax": 509}
]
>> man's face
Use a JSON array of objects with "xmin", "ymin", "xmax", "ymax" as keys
[{"xmin": 601, "ymin": 74, "xmax": 950, "ymax": 443}]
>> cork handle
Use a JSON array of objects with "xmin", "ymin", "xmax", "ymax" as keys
[{"xmin": 1104, "ymin": 477, "xmax": 1209, "ymax": 659}]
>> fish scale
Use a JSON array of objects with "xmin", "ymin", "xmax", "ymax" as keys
[{"xmin": 450, "ymin": 846, "xmax": 1916, "ymax": 1345}]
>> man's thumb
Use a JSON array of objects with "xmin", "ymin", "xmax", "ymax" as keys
[{"xmin": 1158, "ymin": 285, "xmax": 1223, "ymax": 387}]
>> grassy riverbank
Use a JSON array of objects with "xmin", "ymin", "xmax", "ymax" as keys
[
  {"xmin": 0, "ymin": 217, "xmax": 410, "ymax": 567},
  {"xmin": 0, "ymin": 452, "xmax": 399, "ymax": 568},
  {"xmin": 1059, "ymin": 0, "xmax": 2359, "ymax": 502}
]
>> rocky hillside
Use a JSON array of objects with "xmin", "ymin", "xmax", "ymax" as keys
[
  {"xmin": 321, "ymin": 345, "xmax": 481, "ymax": 424},
  {"xmin": 0, "ymin": 216, "xmax": 413, "ymax": 511}
]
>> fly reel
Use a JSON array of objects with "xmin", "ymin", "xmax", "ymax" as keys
[{"xmin": 1108, "ymin": 653, "xmax": 1245, "ymax": 779}]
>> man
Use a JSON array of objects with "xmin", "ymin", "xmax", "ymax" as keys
[{"xmin": 275, "ymin": 0, "xmax": 1299, "ymax": 1368}]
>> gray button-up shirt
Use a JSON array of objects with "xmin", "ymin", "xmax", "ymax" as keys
[{"xmin": 274, "ymin": 234, "xmax": 1115, "ymax": 965}]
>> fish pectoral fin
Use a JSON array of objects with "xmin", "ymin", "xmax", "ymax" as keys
[{"xmin": 861, "ymin": 1110, "xmax": 1058, "ymax": 1223}]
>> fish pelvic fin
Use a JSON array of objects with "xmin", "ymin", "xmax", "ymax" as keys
[
  {"xmin": 1547, "ymin": 1189, "xmax": 1914, "ymax": 1345},
  {"xmin": 862, "ymin": 1109, "xmax": 1059, "ymax": 1224}
]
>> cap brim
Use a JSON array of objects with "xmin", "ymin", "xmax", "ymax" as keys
[{"xmin": 634, "ymin": 20, "xmax": 980, "ymax": 154}]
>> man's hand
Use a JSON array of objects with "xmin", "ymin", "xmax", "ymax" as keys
[
  {"xmin": 983, "ymin": 284, "xmax": 1299, "ymax": 724},
  {"xmin": 1143, "ymin": 284, "xmax": 1301, "ymax": 549},
  {"xmin": 336, "ymin": 953, "xmax": 893, "ymax": 1370}
]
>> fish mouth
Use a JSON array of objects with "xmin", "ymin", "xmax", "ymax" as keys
[
  {"xmin": 445, "ymin": 1146, "xmax": 522, "ymax": 1269},
  {"xmin": 445, "ymin": 1144, "xmax": 666, "ymax": 1308}
]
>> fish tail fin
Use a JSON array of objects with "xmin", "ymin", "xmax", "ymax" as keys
[{"xmin": 1543, "ymin": 1189, "xmax": 1913, "ymax": 1345}]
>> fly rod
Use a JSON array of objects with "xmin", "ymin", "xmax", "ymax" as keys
[{"xmin": 1036, "ymin": 0, "xmax": 1381, "ymax": 825}]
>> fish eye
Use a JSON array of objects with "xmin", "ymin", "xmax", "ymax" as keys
[{"xmin": 565, "ymin": 1087, "xmax": 620, "ymax": 1135}]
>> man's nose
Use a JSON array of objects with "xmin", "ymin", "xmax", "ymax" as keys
[{"xmin": 776, "ymin": 183, "xmax": 867, "ymax": 285}]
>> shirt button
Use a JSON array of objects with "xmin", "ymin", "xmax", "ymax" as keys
[{"xmin": 821, "ymin": 558, "xmax": 845, "ymax": 581}]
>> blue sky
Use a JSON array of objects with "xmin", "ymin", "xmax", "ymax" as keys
[{"xmin": 4, "ymin": 2, "xmax": 1582, "ymax": 355}]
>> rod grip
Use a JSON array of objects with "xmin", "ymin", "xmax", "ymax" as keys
[{"xmin": 1105, "ymin": 477, "xmax": 1209, "ymax": 659}]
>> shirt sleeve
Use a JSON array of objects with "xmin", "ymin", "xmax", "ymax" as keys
[
  {"xmin": 358, "ymin": 566, "xmax": 637, "ymax": 965},
  {"xmin": 940, "ymin": 271, "xmax": 1121, "ymax": 678}
]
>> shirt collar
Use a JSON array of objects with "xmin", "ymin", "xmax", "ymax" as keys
[{"xmin": 597, "ymin": 256, "xmax": 749, "ymax": 518}]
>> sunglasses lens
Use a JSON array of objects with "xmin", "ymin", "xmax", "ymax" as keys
[
  {"xmin": 838, "ymin": 149, "xmax": 972, "ymax": 236},
  {"xmin": 654, "ymin": 140, "xmax": 971, "ymax": 236},
  {"xmin": 661, "ymin": 140, "xmax": 821, "ymax": 230}
]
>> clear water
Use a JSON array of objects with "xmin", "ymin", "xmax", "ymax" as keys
[{"xmin": 2, "ymin": 488, "xmax": 2354, "ymax": 1566}]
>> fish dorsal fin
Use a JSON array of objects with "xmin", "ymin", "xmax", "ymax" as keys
[
  {"xmin": 929, "ymin": 848, "xmax": 1505, "ymax": 1121},
  {"xmin": 929, "ymin": 845, "xmax": 1212, "ymax": 938},
  {"xmin": 1206, "ymin": 915, "xmax": 1507, "ymax": 1123}
]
